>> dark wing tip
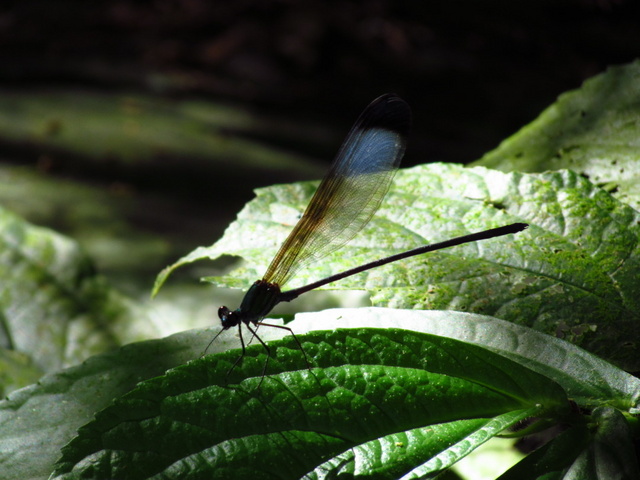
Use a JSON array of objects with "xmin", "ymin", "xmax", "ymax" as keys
[{"xmin": 359, "ymin": 93, "xmax": 412, "ymax": 137}]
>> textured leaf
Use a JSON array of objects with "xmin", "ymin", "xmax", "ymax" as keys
[
  {"xmin": 475, "ymin": 60, "xmax": 640, "ymax": 211},
  {"xmin": 562, "ymin": 407, "xmax": 640, "ymax": 480},
  {"xmin": 398, "ymin": 410, "xmax": 533, "ymax": 480},
  {"xmin": 51, "ymin": 328, "xmax": 568, "ymax": 479},
  {"xmin": 0, "ymin": 206, "xmax": 128, "ymax": 380},
  {"xmin": 289, "ymin": 309, "xmax": 640, "ymax": 412},
  {"xmin": 156, "ymin": 164, "xmax": 640, "ymax": 369},
  {"xmin": 306, "ymin": 419, "xmax": 488, "ymax": 479},
  {"xmin": 308, "ymin": 413, "xmax": 530, "ymax": 480},
  {"xmin": 0, "ymin": 323, "xmax": 262, "ymax": 480},
  {"xmin": 5, "ymin": 309, "xmax": 637, "ymax": 479}
]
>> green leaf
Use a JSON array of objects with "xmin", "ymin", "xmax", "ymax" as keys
[
  {"xmin": 308, "ymin": 413, "xmax": 530, "ymax": 480},
  {"xmin": 474, "ymin": 60, "xmax": 640, "ymax": 211},
  {"xmin": 288, "ymin": 309, "xmax": 640, "ymax": 412},
  {"xmin": 51, "ymin": 328, "xmax": 569, "ymax": 479},
  {"xmin": 0, "ymin": 206, "xmax": 131, "ymax": 384},
  {"xmin": 398, "ymin": 410, "xmax": 533, "ymax": 480},
  {"xmin": 156, "ymin": 164, "xmax": 640, "ymax": 369},
  {"xmin": 496, "ymin": 423, "xmax": 592, "ymax": 479},
  {"xmin": 583, "ymin": 407, "xmax": 640, "ymax": 479},
  {"xmin": 0, "ymin": 348, "xmax": 43, "ymax": 396},
  {"xmin": 0, "ymin": 325, "xmax": 242, "ymax": 480},
  {"xmin": 5, "ymin": 309, "xmax": 636, "ymax": 479},
  {"xmin": 560, "ymin": 407, "xmax": 640, "ymax": 480},
  {"xmin": 0, "ymin": 163, "xmax": 172, "ymax": 276},
  {"xmin": 306, "ymin": 419, "xmax": 488, "ymax": 479}
]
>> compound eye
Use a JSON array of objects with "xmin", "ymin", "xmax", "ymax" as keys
[
  {"xmin": 218, "ymin": 306, "xmax": 238, "ymax": 328},
  {"xmin": 218, "ymin": 306, "xmax": 229, "ymax": 320}
]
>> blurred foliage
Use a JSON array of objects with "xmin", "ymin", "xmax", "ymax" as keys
[{"xmin": 0, "ymin": 91, "xmax": 323, "ymax": 284}]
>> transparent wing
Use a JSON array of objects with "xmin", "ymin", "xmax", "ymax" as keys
[{"xmin": 263, "ymin": 93, "xmax": 412, "ymax": 287}]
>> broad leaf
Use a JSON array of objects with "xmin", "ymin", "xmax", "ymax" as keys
[
  {"xmin": 156, "ymin": 164, "xmax": 640, "ymax": 369},
  {"xmin": 308, "ymin": 411, "xmax": 531, "ymax": 480},
  {"xmin": 5, "ymin": 310, "xmax": 638, "ymax": 479},
  {"xmin": 562, "ymin": 407, "xmax": 639, "ymax": 480},
  {"xmin": 0, "ymin": 324, "xmax": 269, "ymax": 480},
  {"xmin": 289, "ymin": 309, "xmax": 640, "ymax": 412},
  {"xmin": 51, "ymin": 328, "xmax": 569, "ymax": 479},
  {"xmin": 0, "ymin": 206, "xmax": 133, "ymax": 386},
  {"xmin": 475, "ymin": 60, "xmax": 640, "ymax": 211}
]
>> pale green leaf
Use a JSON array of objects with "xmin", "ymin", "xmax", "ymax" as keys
[
  {"xmin": 474, "ymin": 60, "xmax": 640, "ymax": 211},
  {"xmin": 156, "ymin": 164, "xmax": 640, "ymax": 369}
]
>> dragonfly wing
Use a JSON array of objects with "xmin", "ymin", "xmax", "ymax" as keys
[{"xmin": 263, "ymin": 93, "xmax": 411, "ymax": 287}]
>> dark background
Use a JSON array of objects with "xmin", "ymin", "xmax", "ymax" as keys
[
  {"xmin": 4, "ymin": 1, "xmax": 639, "ymax": 157},
  {"xmin": 1, "ymin": 0, "xmax": 639, "ymax": 278}
]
